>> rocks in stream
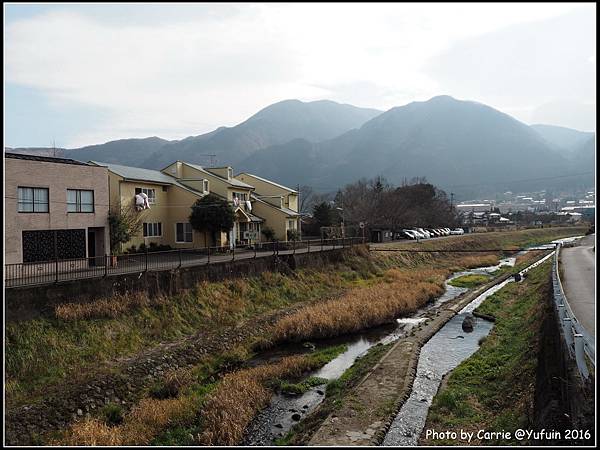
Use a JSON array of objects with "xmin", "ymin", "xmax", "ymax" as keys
[{"xmin": 462, "ymin": 315, "xmax": 475, "ymax": 333}]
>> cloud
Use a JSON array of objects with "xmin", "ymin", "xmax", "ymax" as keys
[{"xmin": 5, "ymin": 3, "xmax": 592, "ymax": 146}]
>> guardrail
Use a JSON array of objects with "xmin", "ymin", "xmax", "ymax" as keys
[
  {"xmin": 552, "ymin": 243, "xmax": 595, "ymax": 380},
  {"xmin": 4, "ymin": 237, "xmax": 365, "ymax": 288}
]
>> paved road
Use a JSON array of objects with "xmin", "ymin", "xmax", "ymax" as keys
[{"xmin": 560, "ymin": 234, "xmax": 596, "ymax": 337}]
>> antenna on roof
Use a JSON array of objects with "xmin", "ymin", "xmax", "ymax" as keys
[{"xmin": 198, "ymin": 154, "xmax": 217, "ymax": 166}]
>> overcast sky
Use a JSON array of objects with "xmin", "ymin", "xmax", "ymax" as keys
[{"xmin": 4, "ymin": 3, "xmax": 596, "ymax": 148}]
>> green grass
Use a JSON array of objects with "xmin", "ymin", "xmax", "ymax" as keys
[
  {"xmin": 423, "ymin": 259, "xmax": 552, "ymax": 445},
  {"xmin": 6, "ymin": 259, "xmax": 376, "ymax": 406},
  {"xmin": 152, "ymin": 343, "xmax": 347, "ymax": 446},
  {"xmin": 274, "ymin": 342, "xmax": 393, "ymax": 445},
  {"xmin": 448, "ymin": 273, "xmax": 491, "ymax": 288},
  {"xmin": 7, "ymin": 227, "xmax": 583, "ymax": 408}
]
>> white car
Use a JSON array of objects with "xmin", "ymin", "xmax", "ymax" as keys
[
  {"xmin": 416, "ymin": 228, "xmax": 431, "ymax": 238},
  {"xmin": 402, "ymin": 229, "xmax": 418, "ymax": 239},
  {"xmin": 406, "ymin": 229, "xmax": 423, "ymax": 239},
  {"xmin": 452, "ymin": 228, "xmax": 465, "ymax": 235}
]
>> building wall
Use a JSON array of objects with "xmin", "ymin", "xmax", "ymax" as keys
[
  {"xmin": 114, "ymin": 177, "xmax": 208, "ymax": 251},
  {"xmin": 236, "ymin": 174, "xmax": 298, "ymax": 211},
  {"xmin": 252, "ymin": 201, "xmax": 292, "ymax": 241},
  {"xmin": 5, "ymin": 158, "xmax": 110, "ymax": 264}
]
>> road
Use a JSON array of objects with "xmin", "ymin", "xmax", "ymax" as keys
[{"xmin": 560, "ymin": 234, "xmax": 596, "ymax": 337}]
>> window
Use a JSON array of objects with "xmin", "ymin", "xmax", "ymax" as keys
[
  {"xmin": 18, "ymin": 187, "xmax": 49, "ymax": 213},
  {"xmin": 135, "ymin": 187, "xmax": 156, "ymax": 204},
  {"xmin": 143, "ymin": 222, "xmax": 162, "ymax": 237},
  {"xmin": 67, "ymin": 189, "xmax": 94, "ymax": 212},
  {"xmin": 288, "ymin": 219, "xmax": 297, "ymax": 229},
  {"xmin": 203, "ymin": 180, "xmax": 209, "ymax": 193},
  {"xmin": 233, "ymin": 192, "xmax": 247, "ymax": 201},
  {"xmin": 176, "ymin": 223, "xmax": 193, "ymax": 243}
]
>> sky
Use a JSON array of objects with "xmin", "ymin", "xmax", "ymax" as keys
[{"xmin": 4, "ymin": 2, "xmax": 596, "ymax": 148}]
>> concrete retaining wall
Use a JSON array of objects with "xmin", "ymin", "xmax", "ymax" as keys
[{"xmin": 5, "ymin": 248, "xmax": 351, "ymax": 322}]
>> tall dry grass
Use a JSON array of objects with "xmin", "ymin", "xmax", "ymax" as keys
[
  {"xmin": 197, "ymin": 355, "xmax": 320, "ymax": 445},
  {"xmin": 54, "ymin": 292, "xmax": 156, "ymax": 321},
  {"xmin": 58, "ymin": 395, "xmax": 196, "ymax": 445},
  {"xmin": 271, "ymin": 268, "xmax": 447, "ymax": 343}
]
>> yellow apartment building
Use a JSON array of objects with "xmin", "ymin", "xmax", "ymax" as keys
[
  {"xmin": 90, "ymin": 161, "xmax": 210, "ymax": 252},
  {"xmin": 235, "ymin": 173, "xmax": 300, "ymax": 241},
  {"xmin": 90, "ymin": 160, "xmax": 299, "ymax": 252}
]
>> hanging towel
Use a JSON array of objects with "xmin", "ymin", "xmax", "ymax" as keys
[{"xmin": 246, "ymin": 200, "xmax": 252, "ymax": 211}]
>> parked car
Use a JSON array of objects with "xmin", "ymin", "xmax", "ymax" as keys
[
  {"xmin": 452, "ymin": 228, "xmax": 465, "ymax": 235},
  {"xmin": 416, "ymin": 228, "xmax": 431, "ymax": 238},
  {"xmin": 402, "ymin": 229, "xmax": 418, "ymax": 239},
  {"xmin": 429, "ymin": 229, "xmax": 442, "ymax": 237}
]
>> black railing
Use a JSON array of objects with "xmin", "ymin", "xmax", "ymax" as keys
[{"xmin": 4, "ymin": 237, "xmax": 364, "ymax": 288}]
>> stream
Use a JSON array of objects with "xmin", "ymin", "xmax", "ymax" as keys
[
  {"xmin": 381, "ymin": 248, "xmax": 559, "ymax": 446},
  {"xmin": 242, "ymin": 256, "xmax": 517, "ymax": 445}
]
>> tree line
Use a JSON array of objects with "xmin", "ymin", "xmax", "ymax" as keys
[{"xmin": 302, "ymin": 176, "xmax": 460, "ymax": 235}]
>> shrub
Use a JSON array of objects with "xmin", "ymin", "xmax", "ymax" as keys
[
  {"xmin": 262, "ymin": 226, "xmax": 276, "ymax": 241},
  {"xmin": 100, "ymin": 403, "xmax": 124, "ymax": 426}
]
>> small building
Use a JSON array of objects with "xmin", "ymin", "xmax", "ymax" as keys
[
  {"xmin": 5, "ymin": 153, "xmax": 110, "ymax": 265},
  {"xmin": 370, "ymin": 228, "xmax": 393, "ymax": 243}
]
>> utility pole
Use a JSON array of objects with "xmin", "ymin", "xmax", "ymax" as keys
[{"xmin": 297, "ymin": 184, "xmax": 301, "ymax": 238}]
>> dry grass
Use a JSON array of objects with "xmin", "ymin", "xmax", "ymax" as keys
[
  {"xmin": 54, "ymin": 292, "xmax": 157, "ymax": 321},
  {"xmin": 58, "ymin": 395, "xmax": 197, "ymax": 445},
  {"xmin": 197, "ymin": 355, "xmax": 320, "ymax": 445},
  {"xmin": 271, "ymin": 268, "xmax": 447, "ymax": 343}
]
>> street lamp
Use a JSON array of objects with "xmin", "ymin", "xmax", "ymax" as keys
[{"xmin": 336, "ymin": 207, "xmax": 344, "ymax": 237}]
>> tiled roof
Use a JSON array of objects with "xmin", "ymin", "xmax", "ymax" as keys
[{"xmin": 5, "ymin": 152, "xmax": 92, "ymax": 166}]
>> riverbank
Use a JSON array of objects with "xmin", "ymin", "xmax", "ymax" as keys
[
  {"xmin": 5, "ymin": 227, "xmax": 585, "ymax": 445},
  {"xmin": 419, "ymin": 259, "xmax": 553, "ymax": 445}
]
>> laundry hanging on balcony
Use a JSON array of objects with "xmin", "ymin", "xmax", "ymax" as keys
[
  {"xmin": 246, "ymin": 200, "xmax": 252, "ymax": 211},
  {"xmin": 233, "ymin": 197, "xmax": 240, "ymax": 207},
  {"xmin": 135, "ymin": 193, "xmax": 151, "ymax": 210}
]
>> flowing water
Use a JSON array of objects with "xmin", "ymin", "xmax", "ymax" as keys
[
  {"xmin": 242, "ymin": 257, "xmax": 518, "ymax": 445},
  {"xmin": 381, "ymin": 250, "xmax": 557, "ymax": 446}
]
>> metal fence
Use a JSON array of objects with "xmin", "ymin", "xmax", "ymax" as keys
[
  {"xmin": 552, "ymin": 243, "xmax": 595, "ymax": 380},
  {"xmin": 4, "ymin": 237, "xmax": 364, "ymax": 288}
]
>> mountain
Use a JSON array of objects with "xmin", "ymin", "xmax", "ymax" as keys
[
  {"xmin": 238, "ymin": 96, "xmax": 579, "ymax": 197},
  {"xmin": 141, "ymin": 99, "xmax": 382, "ymax": 169},
  {"xmin": 6, "ymin": 96, "xmax": 594, "ymax": 198},
  {"xmin": 530, "ymin": 124, "xmax": 594, "ymax": 156},
  {"xmin": 5, "ymin": 99, "xmax": 381, "ymax": 169}
]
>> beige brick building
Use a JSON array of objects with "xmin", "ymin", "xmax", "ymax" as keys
[{"xmin": 4, "ymin": 153, "xmax": 110, "ymax": 265}]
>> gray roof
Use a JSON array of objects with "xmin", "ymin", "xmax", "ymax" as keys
[
  {"xmin": 90, "ymin": 161, "xmax": 203, "ymax": 195},
  {"xmin": 184, "ymin": 162, "xmax": 255, "ymax": 189},
  {"xmin": 236, "ymin": 172, "xmax": 298, "ymax": 193},
  {"xmin": 247, "ymin": 212, "xmax": 265, "ymax": 222},
  {"xmin": 6, "ymin": 152, "xmax": 92, "ymax": 166}
]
